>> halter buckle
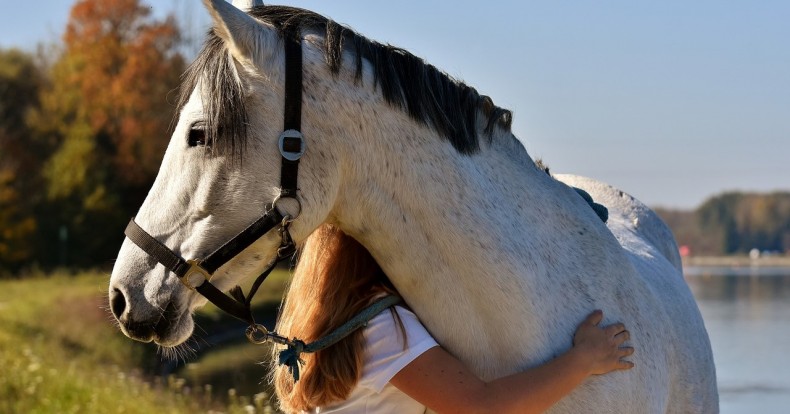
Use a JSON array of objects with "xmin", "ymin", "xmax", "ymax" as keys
[
  {"xmin": 181, "ymin": 259, "xmax": 212, "ymax": 291},
  {"xmin": 278, "ymin": 130, "xmax": 305, "ymax": 161}
]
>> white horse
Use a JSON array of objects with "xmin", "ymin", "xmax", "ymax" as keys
[{"xmin": 109, "ymin": 1, "xmax": 717, "ymax": 412}]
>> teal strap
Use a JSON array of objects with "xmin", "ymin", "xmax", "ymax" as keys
[{"xmin": 278, "ymin": 295, "xmax": 402, "ymax": 381}]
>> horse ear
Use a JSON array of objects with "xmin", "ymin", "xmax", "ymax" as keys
[{"xmin": 202, "ymin": 0, "xmax": 273, "ymax": 64}]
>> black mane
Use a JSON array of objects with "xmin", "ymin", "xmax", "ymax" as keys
[{"xmin": 176, "ymin": 5, "xmax": 513, "ymax": 156}]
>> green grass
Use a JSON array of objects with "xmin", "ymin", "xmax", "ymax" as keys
[{"xmin": 0, "ymin": 270, "xmax": 290, "ymax": 413}]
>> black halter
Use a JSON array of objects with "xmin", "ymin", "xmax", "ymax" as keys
[{"xmin": 124, "ymin": 26, "xmax": 305, "ymax": 326}]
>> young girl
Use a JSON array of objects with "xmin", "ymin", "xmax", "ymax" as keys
[{"xmin": 273, "ymin": 224, "xmax": 634, "ymax": 413}]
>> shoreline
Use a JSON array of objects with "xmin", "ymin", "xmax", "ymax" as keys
[{"xmin": 682, "ymin": 255, "xmax": 790, "ymax": 268}]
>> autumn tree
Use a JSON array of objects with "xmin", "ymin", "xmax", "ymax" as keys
[{"xmin": 33, "ymin": 0, "xmax": 184, "ymax": 267}]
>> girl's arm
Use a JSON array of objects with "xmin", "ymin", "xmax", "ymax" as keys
[{"xmin": 389, "ymin": 310, "xmax": 634, "ymax": 414}]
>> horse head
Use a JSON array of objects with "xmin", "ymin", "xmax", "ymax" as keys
[{"xmin": 109, "ymin": 1, "xmax": 343, "ymax": 347}]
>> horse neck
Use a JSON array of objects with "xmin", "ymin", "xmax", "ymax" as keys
[
  {"xmin": 335, "ymin": 125, "xmax": 580, "ymax": 284},
  {"xmin": 301, "ymin": 25, "xmax": 620, "ymax": 288},
  {"xmin": 326, "ymin": 96, "xmax": 627, "ymax": 356}
]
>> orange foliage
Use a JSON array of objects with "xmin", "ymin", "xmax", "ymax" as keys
[{"xmin": 47, "ymin": 0, "xmax": 184, "ymax": 187}]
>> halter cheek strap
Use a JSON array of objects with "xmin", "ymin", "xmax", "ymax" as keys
[{"xmin": 280, "ymin": 22, "xmax": 304, "ymax": 199}]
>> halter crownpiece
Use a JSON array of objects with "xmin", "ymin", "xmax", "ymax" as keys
[{"xmin": 123, "ymin": 25, "xmax": 305, "ymax": 326}]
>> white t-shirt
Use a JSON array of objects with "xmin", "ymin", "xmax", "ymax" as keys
[{"xmin": 310, "ymin": 306, "xmax": 439, "ymax": 413}]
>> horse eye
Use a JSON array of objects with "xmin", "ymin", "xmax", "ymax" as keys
[{"xmin": 188, "ymin": 128, "xmax": 207, "ymax": 147}]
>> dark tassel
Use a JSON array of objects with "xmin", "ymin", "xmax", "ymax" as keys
[{"xmin": 278, "ymin": 340, "xmax": 307, "ymax": 382}]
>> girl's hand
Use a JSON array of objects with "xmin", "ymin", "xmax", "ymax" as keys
[{"xmin": 572, "ymin": 310, "xmax": 635, "ymax": 376}]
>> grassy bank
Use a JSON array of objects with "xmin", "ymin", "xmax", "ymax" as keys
[{"xmin": 0, "ymin": 271, "xmax": 288, "ymax": 413}]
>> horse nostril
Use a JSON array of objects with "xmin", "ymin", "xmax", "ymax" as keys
[{"xmin": 110, "ymin": 288, "xmax": 127, "ymax": 320}]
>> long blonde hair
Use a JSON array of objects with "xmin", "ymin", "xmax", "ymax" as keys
[{"xmin": 273, "ymin": 224, "xmax": 401, "ymax": 413}]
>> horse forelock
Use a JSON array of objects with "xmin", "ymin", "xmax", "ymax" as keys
[
  {"xmin": 175, "ymin": 5, "xmax": 514, "ymax": 157},
  {"xmin": 175, "ymin": 34, "xmax": 249, "ymax": 159}
]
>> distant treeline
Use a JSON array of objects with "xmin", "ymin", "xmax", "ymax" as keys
[{"xmin": 655, "ymin": 192, "xmax": 790, "ymax": 256}]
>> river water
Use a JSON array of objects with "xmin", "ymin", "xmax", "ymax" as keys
[{"xmin": 684, "ymin": 266, "xmax": 790, "ymax": 413}]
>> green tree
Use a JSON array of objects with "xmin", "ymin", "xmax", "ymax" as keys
[
  {"xmin": 0, "ymin": 48, "xmax": 45, "ymax": 272},
  {"xmin": 697, "ymin": 193, "xmax": 740, "ymax": 254},
  {"xmin": 665, "ymin": 191, "xmax": 790, "ymax": 256},
  {"xmin": 734, "ymin": 193, "xmax": 790, "ymax": 253}
]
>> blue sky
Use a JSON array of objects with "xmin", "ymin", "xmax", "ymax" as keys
[{"xmin": 2, "ymin": 0, "xmax": 788, "ymax": 209}]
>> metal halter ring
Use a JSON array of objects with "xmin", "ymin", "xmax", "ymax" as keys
[
  {"xmin": 272, "ymin": 192, "xmax": 302, "ymax": 221},
  {"xmin": 246, "ymin": 324, "xmax": 270, "ymax": 345}
]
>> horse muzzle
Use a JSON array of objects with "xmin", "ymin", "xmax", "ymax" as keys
[{"xmin": 110, "ymin": 287, "xmax": 186, "ymax": 345}]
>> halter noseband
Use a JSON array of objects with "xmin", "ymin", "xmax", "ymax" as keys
[{"xmin": 123, "ymin": 26, "xmax": 305, "ymax": 327}]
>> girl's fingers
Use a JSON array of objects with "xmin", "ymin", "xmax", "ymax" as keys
[
  {"xmin": 614, "ymin": 330, "xmax": 630, "ymax": 345},
  {"xmin": 617, "ymin": 359, "xmax": 635, "ymax": 370},
  {"xmin": 618, "ymin": 347, "xmax": 635, "ymax": 357},
  {"xmin": 584, "ymin": 310, "xmax": 604, "ymax": 327},
  {"xmin": 605, "ymin": 323, "xmax": 626, "ymax": 336}
]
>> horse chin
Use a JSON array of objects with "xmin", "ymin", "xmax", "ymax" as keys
[{"xmin": 151, "ymin": 304, "xmax": 194, "ymax": 347}]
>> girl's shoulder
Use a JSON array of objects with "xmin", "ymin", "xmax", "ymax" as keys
[
  {"xmin": 360, "ymin": 305, "xmax": 439, "ymax": 392},
  {"xmin": 365, "ymin": 304, "xmax": 426, "ymax": 343}
]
